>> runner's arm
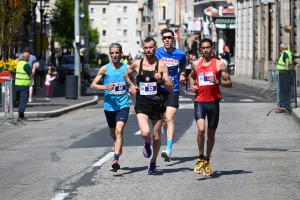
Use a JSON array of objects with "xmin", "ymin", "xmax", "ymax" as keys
[
  {"xmin": 124, "ymin": 60, "xmax": 139, "ymax": 95},
  {"xmin": 189, "ymin": 61, "xmax": 198, "ymax": 93},
  {"xmin": 218, "ymin": 60, "xmax": 232, "ymax": 88},
  {"xmin": 90, "ymin": 65, "xmax": 110, "ymax": 90},
  {"xmin": 159, "ymin": 62, "xmax": 174, "ymax": 91}
]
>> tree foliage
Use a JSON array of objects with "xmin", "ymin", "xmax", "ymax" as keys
[
  {"xmin": 0, "ymin": 0, "xmax": 32, "ymax": 60},
  {"xmin": 52, "ymin": 0, "xmax": 93, "ymax": 47}
]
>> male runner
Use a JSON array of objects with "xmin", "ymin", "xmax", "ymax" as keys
[
  {"xmin": 155, "ymin": 28, "xmax": 187, "ymax": 162},
  {"xmin": 90, "ymin": 43, "xmax": 130, "ymax": 172},
  {"xmin": 124, "ymin": 37, "xmax": 173, "ymax": 174},
  {"xmin": 189, "ymin": 38, "xmax": 232, "ymax": 176}
]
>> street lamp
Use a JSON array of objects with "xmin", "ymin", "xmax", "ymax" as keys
[
  {"xmin": 37, "ymin": 0, "xmax": 49, "ymax": 60},
  {"xmin": 32, "ymin": 0, "xmax": 37, "ymax": 54}
]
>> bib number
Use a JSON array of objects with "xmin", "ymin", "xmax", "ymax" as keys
[
  {"xmin": 109, "ymin": 82, "xmax": 126, "ymax": 94},
  {"xmin": 140, "ymin": 82, "xmax": 157, "ymax": 95},
  {"xmin": 198, "ymin": 72, "xmax": 215, "ymax": 86}
]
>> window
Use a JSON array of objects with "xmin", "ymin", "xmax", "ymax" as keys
[
  {"xmin": 89, "ymin": 19, "xmax": 94, "ymax": 26},
  {"xmin": 117, "ymin": 6, "xmax": 121, "ymax": 13},
  {"xmin": 136, "ymin": 41, "xmax": 140, "ymax": 49},
  {"xmin": 123, "ymin": 30, "xmax": 127, "ymax": 36},
  {"xmin": 123, "ymin": 41, "xmax": 128, "ymax": 47},
  {"xmin": 102, "ymin": 41, "xmax": 107, "ymax": 46},
  {"xmin": 102, "ymin": 8, "xmax": 106, "ymax": 14},
  {"xmin": 136, "ymin": 30, "xmax": 140, "ymax": 36},
  {"xmin": 90, "ymin": 8, "xmax": 94, "ymax": 14},
  {"xmin": 123, "ymin": 18, "xmax": 128, "ymax": 25},
  {"xmin": 162, "ymin": 6, "xmax": 166, "ymax": 20},
  {"xmin": 124, "ymin": 6, "xmax": 127, "ymax": 13},
  {"xmin": 102, "ymin": 19, "xmax": 107, "ymax": 25},
  {"xmin": 136, "ymin": 18, "xmax": 138, "ymax": 25},
  {"xmin": 102, "ymin": 30, "xmax": 106, "ymax": 36},
  {"xmin": 117, "ymin": 18, "xmax": 121, "ymax": 25},
  {"xmin": 117, "ymin": 29, "xmax": 122, "ymax": 36}
]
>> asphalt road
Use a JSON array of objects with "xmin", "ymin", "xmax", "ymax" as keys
[{"xmin": 0, "ymin": 84, "xmax": 299, "ymax": 200}]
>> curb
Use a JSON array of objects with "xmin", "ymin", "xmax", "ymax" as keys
[{"xmin": 24, "ymin": 95, "xmax": 99, "ymax": 118}]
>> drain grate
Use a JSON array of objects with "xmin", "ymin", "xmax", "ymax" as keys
[{"xmin": 244, "ymin": 148, "xmax": 288, "ymax": 152}]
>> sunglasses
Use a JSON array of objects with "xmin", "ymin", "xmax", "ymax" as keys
[{"xmin": 162, "ymin": 36, "xmax": 173, "ymax": 40}]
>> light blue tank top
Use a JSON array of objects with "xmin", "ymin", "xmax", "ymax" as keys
[{"xmin": 103, "ymin": 63, "xmax": 130, "ymax": 111}]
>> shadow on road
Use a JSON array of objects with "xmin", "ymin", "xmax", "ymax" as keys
[{"xmin": 197, "ymin": 169, "xmax": 253, "ymax": 180}]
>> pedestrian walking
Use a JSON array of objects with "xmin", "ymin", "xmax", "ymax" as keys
[
  {"xmin": 15, "ymin": 52, "xmax": 39, "ymax": 120},
  {"xmin": 275, "ymin": 43, "xmax": 294, "ymax": 113},
  {"xmin": 44, "ymin": 69, "xmax": 56, "ymax": 100},
  {"xmin": 124, "ymin": 37, "xmax": 173, "ymax": 175},
  {"xmin": 90, "ymin": 43, "xmax": 130, "ymax": 172},
  {"xmin": 36, "ymin": 55, "xmax": 47, "ymax": 91},
  {"xmin": 189, "ymin": 38, "xmax": 232, "ymax": 176},
  {"xmin": 155, "ymin": 28, "xmax": 187, "ymax": 162}
]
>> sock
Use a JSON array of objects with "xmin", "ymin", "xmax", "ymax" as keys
[
  {"xmin": 150, "ymin": 159, "xmax": 156, "ymax": 164},
  {"xmin": 114, "ymin": 154, "xmax": 119, "ymax": 161},
  {"xmin": 167, "ymin": 140, "xmax": 173, "ymax": 152},
  {"xmin": 199, "ymin": 154, "xmax": 205, "ymax": 160},
  {"xmin": 205, "ymin": 156, "xmax": 210, "ymax": 162}
]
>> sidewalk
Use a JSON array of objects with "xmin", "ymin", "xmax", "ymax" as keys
[{"xmin": 1, "ymin": 75, "xmax": 300, "ymax": 123}]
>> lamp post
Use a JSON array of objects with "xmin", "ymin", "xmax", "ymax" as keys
[
  {"xmin": 37, "ymin": 0, "xmax": 49, "ymax": 60},
  {"xmin": 32, "ymin": 0, "xmax": 37, "ymax": 54}
]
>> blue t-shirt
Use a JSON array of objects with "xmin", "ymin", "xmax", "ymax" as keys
[
  {"xmin": 155, "ymin": 47, "xmax": 186, "ymax": 92},
  {"xmin": 17, "ymin": 54, "xmax": 37, "ymax": 67},
  {"xmin": 103, "ymin": 63, "xmax": 130, "ymax": 111}
]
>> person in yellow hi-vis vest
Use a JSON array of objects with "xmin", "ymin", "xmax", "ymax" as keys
[
  {"xmin": 15, "ymin": 52, "xmax": 39, "ymax": 119},
  {"xmin": 275, "ymin": 43, "xmax": 293, "ymax": 113}
]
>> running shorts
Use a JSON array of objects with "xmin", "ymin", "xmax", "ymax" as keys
[
  {"xmin": 104, "ymin": 107, "xmax": 130, "ymax": 128},
  {"xmin": 194, "ymin": 100, "xmax": 220, "ymax": 129}
]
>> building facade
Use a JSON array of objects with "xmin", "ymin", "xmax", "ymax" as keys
[{"xmin": 89, "ymin": 0, "xmax": 141, "ymax": 57}]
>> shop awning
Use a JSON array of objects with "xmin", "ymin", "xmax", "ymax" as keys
[
  {"xmin": 187, "ymin": 34, "xmax": 200, "ymax": 44},
  {"xmin": 214, "ymin": 18, "xmax": 235, "ymax": 29}
]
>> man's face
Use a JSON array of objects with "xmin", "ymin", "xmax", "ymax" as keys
[
  {"xmin": 109, "ymin": 48, "xmax": 122, "ymax": 63},
  {"xmin": 200, "ymin": 42, "xmax": 213, "ymax": 58},
  {"xmin": 162, "ymin": 32, "xmax": 174, "ymax": 49},
  {"xmin": 143, "ymin": 41, "xmax": 157, "ymax": 58}
]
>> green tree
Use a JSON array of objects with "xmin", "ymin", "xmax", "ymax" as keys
[
  {"xmin": 0, "ymin": 0, "xmax": 32, "ymax": 60},
  {"xmin": 52, "ymin": 0, "xmax": 89, "ymax": 47}
]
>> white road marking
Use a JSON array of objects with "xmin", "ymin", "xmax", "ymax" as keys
[
  {"xmin": 134, "ymin": 130, "xmax": 141, "ymax": 135},
  {"xmin": 92, "ymin": 152, "xmax": 114, "ymax": 166},
  {"xmin": 239, "ymin": 99, "xmax": 254, "ymax": 102},
  {"xmin": 51, "ymin": 193, "xmax": 69, "ymax": 200},
  {"xmin": 179, "ymin": 98, "xmax": 192, "ymax": 101}
]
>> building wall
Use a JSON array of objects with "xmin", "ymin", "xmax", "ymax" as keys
[{"xmin": 89, "ymin": 0, "xmax": 140, "ymax": 57}]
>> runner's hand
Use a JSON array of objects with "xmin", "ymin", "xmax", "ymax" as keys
[
  {"xmin": 106, "ymin": 82, "xmax": 114, "ymax": 91},
  {"xmin": 154, "ymin": 72, "xmax": 162, "ymax": 83},
  {"xmin": 129, "ymin": 84, "xmax": 138, "ymax": 95},
  {"xmin": 190, "ymin": 85, "xmax": 197, "ymax": 93},
  {"xmin": 179, "ymin": 74, "xmax": 186, "ymax": 83}
]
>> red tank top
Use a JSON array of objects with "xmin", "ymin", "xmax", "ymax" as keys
[{"xmin": 194, "ymin": 58, "xmax": 222, "ymax": 102}]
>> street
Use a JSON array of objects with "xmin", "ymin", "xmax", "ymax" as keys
[{"xmin": 0, "ymin": 85, "xmax": 299, "ymax": 200}]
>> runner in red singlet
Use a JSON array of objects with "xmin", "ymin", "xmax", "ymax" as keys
[{"xmin": 189, "ymin": 38, "xmax": 232, "ymax": 177}]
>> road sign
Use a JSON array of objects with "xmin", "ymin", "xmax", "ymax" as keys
[{"xmin": 0, "ymin": 71, "xmax": 12, "ymax": 84}]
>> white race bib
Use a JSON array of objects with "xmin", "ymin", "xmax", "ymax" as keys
[
  {"xmin": 198, "ymin": 72, "xmax": 215, "ymax": 86},
  {"xmin": 140, "ymin": 82, "xmax": 157, "ymax": 95},
  {"xmin": 109, "ymin": 82, "xmax": 126, "ymax": 94}
]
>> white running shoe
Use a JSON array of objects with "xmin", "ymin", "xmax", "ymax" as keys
[
  {"xmin": 161, "ymin": 126, "xmax": 167, "ymax": 135},
  {"xmin": 28, "ymin": 99, "xmax": 33, "ymax": 103},
  {"xmin": 161, "ymin": 149, "xmax": 171, "ymax": 162}
]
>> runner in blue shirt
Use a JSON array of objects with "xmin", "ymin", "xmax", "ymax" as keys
[
  {"xmin": 90, "ymin": 43, "xmax": 130, "ymax": 172},
  {"xmin": 155, "ymin": 28, "xmax": 187, "ymax": 162}
]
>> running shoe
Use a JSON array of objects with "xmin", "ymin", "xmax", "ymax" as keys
[
  {"xmin": 202, "ymin": 160, "xmax": 213, "ymax": 176},
  {"xmin": 143, "ymin": 142, "xmax": 152, "ymax": 158},
  {"xmin": 110, "ymin": 160, "xmax": 120, "ymax": 172},
  {"xmin": 147, "ymin": 162, "xmax": 157, "ymax": 175},
  {"xmin": 194, "ymin": 159, "xmax": 205, "ymax": 174},
  {"xmin": 161, "ymin": 126, "xmax": 167, "ymax": 135},
  {"xmin": 161, "ymin": 149, "xmax": 171, "ymax": 162},
  {"xmin": 114, "ymin": 141, "xmax": 123, "ymax": 156}
]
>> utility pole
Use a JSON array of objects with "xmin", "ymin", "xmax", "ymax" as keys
[{"xmin": 75, "ymin": 0, "xmax": 81, "ymax": 96}]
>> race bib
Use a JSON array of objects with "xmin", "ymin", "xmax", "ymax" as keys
[
  {"xmin": 198, "ymin": 72, "xmax": 215, "ymax": 86},
  {"xmin": 140, "ymin": 82, "xmax": 157, "ymax": 95},
  {"xmin": 109, "ymin": 82, "xmax": 126, "ymax": 94}
]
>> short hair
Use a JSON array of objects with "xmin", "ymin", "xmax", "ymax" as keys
[
  {"xmin": 22, "ymin": 52, "xmax": 30, "ymax": 60},
  {"xmin": 109, "ymin": 43, "xmax": 122, "ymax": 52},
  {"xmin": 280, "ymin": 43, "xmax": 288, "ymax": 50},
  {"xmin": 143, "ymin": 37, "xmax": 156, "ymax": 46},
  {"xmin": 23, "ymin": 47, "xmax": 34, "ymax": 55},
  {"xmin": 200, "ymin": 38, "xmax": 213, "ymax": 47},
  {"xmin": 161, "ymin": 28, "xmax": 174, "ymax": 36}
]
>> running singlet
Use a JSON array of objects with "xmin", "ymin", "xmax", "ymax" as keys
[
  {"xmin": 136, "ymin": 58, "xmax": 162, "ymax": 106},
  {"xmin": 155, "ymin": 47, "xmax": 186, "ymax": 92},
  {"xmin": 103, "ymin": 63, "xmax": 130, "ymax": 111},
  {"xmin": 194, "ymin": 58, "xmax": 222, "ymax": 102}
]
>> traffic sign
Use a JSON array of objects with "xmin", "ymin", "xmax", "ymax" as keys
[{"xmin": 0, "ymin": 71, "xmax": 12, "ymax": 84}]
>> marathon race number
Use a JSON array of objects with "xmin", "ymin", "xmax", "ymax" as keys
[
  {"xmin": 109, "ymin": 82, "xmax": 126, "ymax": 95},
  {"xmin": 198, "ymin": 72, "xmax": 215, "ymax": 86},
  {"xmin": 139, "ymin": 82, "xmax": 157, "ymax": 95}
]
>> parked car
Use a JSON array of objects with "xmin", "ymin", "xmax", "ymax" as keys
[{"xmin": 58, "ymin": 55, "xmax": 91, "ymax": 82}]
